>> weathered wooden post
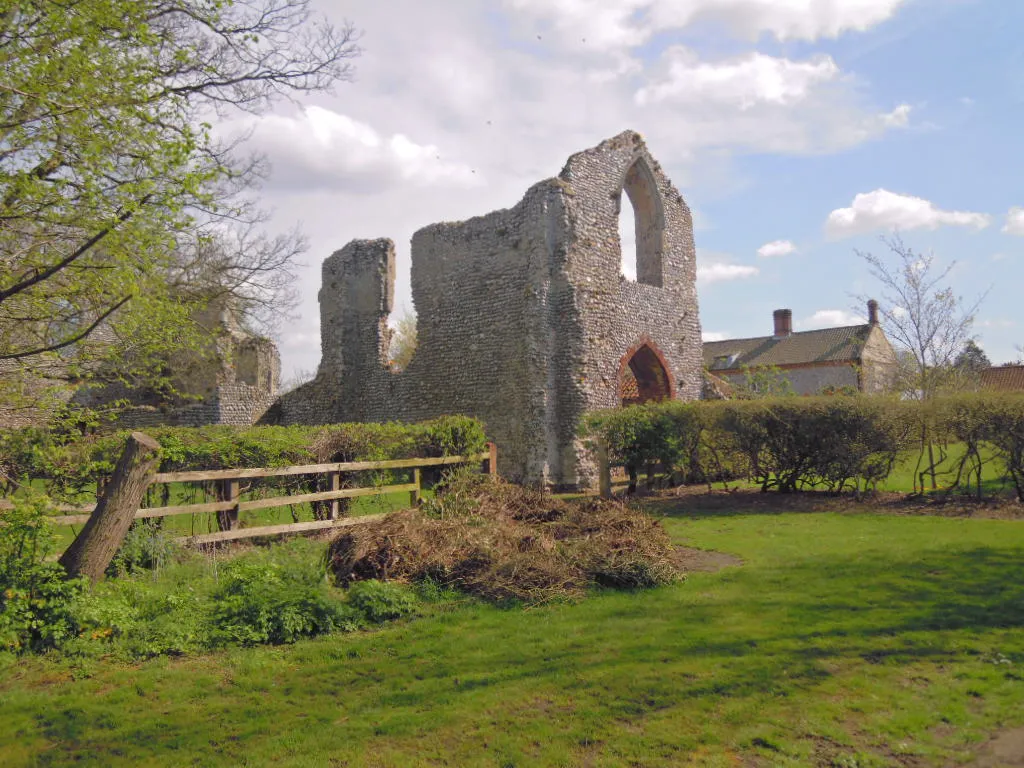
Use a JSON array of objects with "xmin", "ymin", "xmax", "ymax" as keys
[
  {"xmin": 216, "ymin": 478, "xmax": 240, "ymax": 531},
  {"xmin": 487, "ymin": 442, "xmax": 498, "ymax": 478},
  {"xmin": 328, "ymin": 470, "xmax": 341, "ymax": 520},
  {"xmin": 410, "ymin": 468, "xmax": 421, "ymax": 507},
  {"xmin": 597, "ymin": 440, "xmax": 612, "ymax": 499},
  {"xmin": 59, "ymin": 432, "xmax": 161, "ymax": 583}
]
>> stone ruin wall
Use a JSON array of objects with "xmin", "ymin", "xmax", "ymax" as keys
[
  {"xmin": 275, "ymin": 131, "xmax": 703, "ymax": 488},
  {"xmin": 58, "ymin": 301, "xmax": 282, "ymax": 430}
]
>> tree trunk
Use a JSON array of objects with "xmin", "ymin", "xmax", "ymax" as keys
[
  {"xmin": 626, "ymin": 464, "xmax": 638, "ymax": 494},
  {"xmin": 596, "ymin": 440, "xmax": 612, "ymax": 499},
  {"xmin": 59, "ymin": 432, "xmax": 161, "ymax": 583}
]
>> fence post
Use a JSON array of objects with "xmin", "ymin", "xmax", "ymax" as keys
[
  {"xmin": 59, "ymin": 432, "xmax": 161, "ymax": 583},
  {"xmin": 410, "ymin": 468, "xmax": 421, "ymax": 507},
  {"xmin": 328, "ymin": 470, "xmax": 341, "ymax": 520},
  {"xmin": 597, "ymin": 440, "xmax": 612, "ymax": 499},
  {"xmin": 217, "ymin": 479, "xmax": 240, "ymax": 531},
  {"xmin": 486, "ymin": 442, "xmax": 498, "ymax": 478}
]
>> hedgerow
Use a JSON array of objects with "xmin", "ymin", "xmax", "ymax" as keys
[
  {"xmin": 0, "ymin": 415, "xmax": 487, "ymax": 505},
  {"xmin": 583, "ymin": 393, "xmax": 1024, "ymax": 498}
]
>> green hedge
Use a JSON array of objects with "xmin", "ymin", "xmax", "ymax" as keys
[
  {"xmin": 0, "ymin": 416, "xmax": 488, "ymax": 503},
  {"xmin": 583, "ymin": 394, "xmax": 1024, "ymax": 498}
]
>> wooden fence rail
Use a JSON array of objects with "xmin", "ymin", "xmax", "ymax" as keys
[{"xmin": 2, "ymin": 444, "xmax": 497, "ymax": 546}]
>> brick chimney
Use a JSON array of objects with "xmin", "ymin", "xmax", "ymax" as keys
[
  {"xmin": 773, "ymin": 309, "xmax": 793, "ymax": 338},
  {"xmin": 867, "ymin": 299, "xmax": 880, "ymax": 326}
]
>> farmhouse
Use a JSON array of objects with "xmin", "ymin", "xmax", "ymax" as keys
[
  {"xmin": 274, "ymin": 130, "xmax": 704, "ymax": 488},
  {"xmin": 702, "ymin": 301, "xmax": 898, "ymax": 396}
]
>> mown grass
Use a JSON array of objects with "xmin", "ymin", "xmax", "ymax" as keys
[
  {"xmin": 2, "ymin": 498, "xmax": 1023, "ymax": 766},
  {"xmin": 881, "ymin": 442, "xmax": 1014, "ymax": 497}
]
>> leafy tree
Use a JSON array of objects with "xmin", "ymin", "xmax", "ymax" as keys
[
  {"xmin": 953, "ymin": 339, "xmax": 991, "ymax": 374},
  {"xmin": 734, "ymin": 364, "xmax": 796, "ymax": 399},
  {"xmin": 388, "ymin": 310, "xmax": 418, "ymax": 372},
  {"xmin": 0, "ymin": 0, "xmax": 359, "ymax": 412}
]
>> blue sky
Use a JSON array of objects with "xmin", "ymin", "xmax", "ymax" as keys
[{"xmin": 241, "ymin": 0, "xmax": 1024, "ymax": 380}]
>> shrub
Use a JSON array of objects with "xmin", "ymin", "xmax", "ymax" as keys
[
  {"xmin": 940, "ymin": 393, "xmax": 1024, "ymax": 501},
  {"xmin": 106, "ymin": 520, "xmax": 180, "ymax": 577},
  {"xmin": 347, "ymin": 580, "xmax": 418, "ymax": 623},
  {"xmin": 0, "ymin": 495, "xmax": 85, "ymax": 653},
  {"xmin": 70, "ymin": 541, "xmax": 405, "ymax": 659},
  {"xmin": 71, "ymin": 573, "xmax": 209, "ymax": 657},
  {"xmin": 585, "ymin": 396, "xmax": 916, "ymax": 494},
  {"xmin": 211, "ymin": 548, "xmax": 360, "ymax": 646},
  {"xmin": 582, "ymin": 401, "xmax": 699, "ymax": 491}
]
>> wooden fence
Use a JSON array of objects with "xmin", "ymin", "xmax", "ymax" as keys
[{"xmin": 3, "ymin": 443, "xmax": 497, "ymax": 546}]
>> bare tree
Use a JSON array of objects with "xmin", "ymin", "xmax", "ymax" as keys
[
  {"xmin": 857, "ymin": 234, "xmax": 988, "ymax": 490},
  {"xmin": 279, "ymin": 367, "xmax": 316, "ymax": 396},
  {"xmin": 857, "ymin": 234, "xmax": 986, "ymax": 400}
]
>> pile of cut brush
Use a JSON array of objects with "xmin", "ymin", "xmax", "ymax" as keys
[{"xmin": 326, "ymin": 472, "xmax": 680, "ymax": 605}]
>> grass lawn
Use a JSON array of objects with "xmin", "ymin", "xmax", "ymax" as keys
[
  {"xmin": 2, "ymin": 498, "xmax": 1023, "ymax": 766},
  {"xmin": 880, "ymin": 443, "xmax": 1013, "ymax": 497}
]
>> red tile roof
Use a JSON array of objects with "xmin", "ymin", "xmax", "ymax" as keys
[{"xmin": 980, "ymin": 365, "xmax": 1024, "ymax": 391}]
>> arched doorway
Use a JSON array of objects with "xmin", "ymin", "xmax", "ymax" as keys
[{"xmin": 618, "ymin": 340, "xmax": 675, "ymax": 406}]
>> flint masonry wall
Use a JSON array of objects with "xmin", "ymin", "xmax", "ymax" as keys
[
  {"xmin": 276, "ymin": 130, "xmax": 703, "ymax": 488},
  {"xmin": 68, "ymin": 299, "xmax": 281, "ymax": 429}
]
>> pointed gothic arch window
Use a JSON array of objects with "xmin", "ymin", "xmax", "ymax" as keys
[{"xmin": 617, "ymin": 158, "xmax": 665, "ymax": 287}]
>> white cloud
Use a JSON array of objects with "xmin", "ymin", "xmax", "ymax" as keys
[
  {"xmin": 979, "ymin": 319, "xmax": 1015, "ymax": 329},
  {"xmin": 698, "ymin": 262, "xmax": 760, "ymax": 284},
  {"xmin": 242, "ymin": 106, "xmax": 482, "ymax": 192},
  {"xmin": 239, "ymin": 0, "xmax": 918, "ymax": 377},
  {"xmin": 880, "ymin": 103, "xmax": 912, "ymax": 128},
  {"xmin": 702, "ymin": 331, "xmax": 729, "ymax": 342},
  {"xmin": 636, "ymin": 48, "xmax": 838, "ymax": 108},
  {"xmin": 505, "ymin": 0, "xmax": 908, "ymax": 50},
  {"xmin": 797, "ymin": 309, "xmax": 865, "ymax": 329},
  {"xmin": 1003, "ymin": 207, "xmax": 1024, "ymax": 236},
  {"xmin": 825, "ymin": 189, "xmax": 992, "ymax": 238},
  {"xmin": 757, "ymin": 239, "xmax": 796, "ymax": 258}
]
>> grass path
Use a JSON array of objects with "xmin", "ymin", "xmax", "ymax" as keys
[{"xmin": 2, "ymin": 505, "xmax": 1023, "ymax": 766}]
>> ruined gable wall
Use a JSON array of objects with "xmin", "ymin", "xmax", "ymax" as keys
[
  {"xmin": 275, "ymin": 130, "xmax": 705, "ymax": 488},
  {"xmin": 552, "ymin": 132, "xmax": 704, "ymax": 485}
]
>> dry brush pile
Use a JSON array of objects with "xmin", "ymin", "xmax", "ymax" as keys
[{"xmin": 326, "ymin": 473, "xmax": 680, "ymax": 605}]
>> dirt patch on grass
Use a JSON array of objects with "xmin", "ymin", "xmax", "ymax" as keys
[
  {"xmin": 637, "ymin": 485, "xmax": 1024, "ymax": 520},
  {"xmin": 671, "ymin": 545, "xmax": 743, "ymax": 573},
  {"xmin": 963, "ymin": 727, "xmax": 1024, "ymax": 767}
]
